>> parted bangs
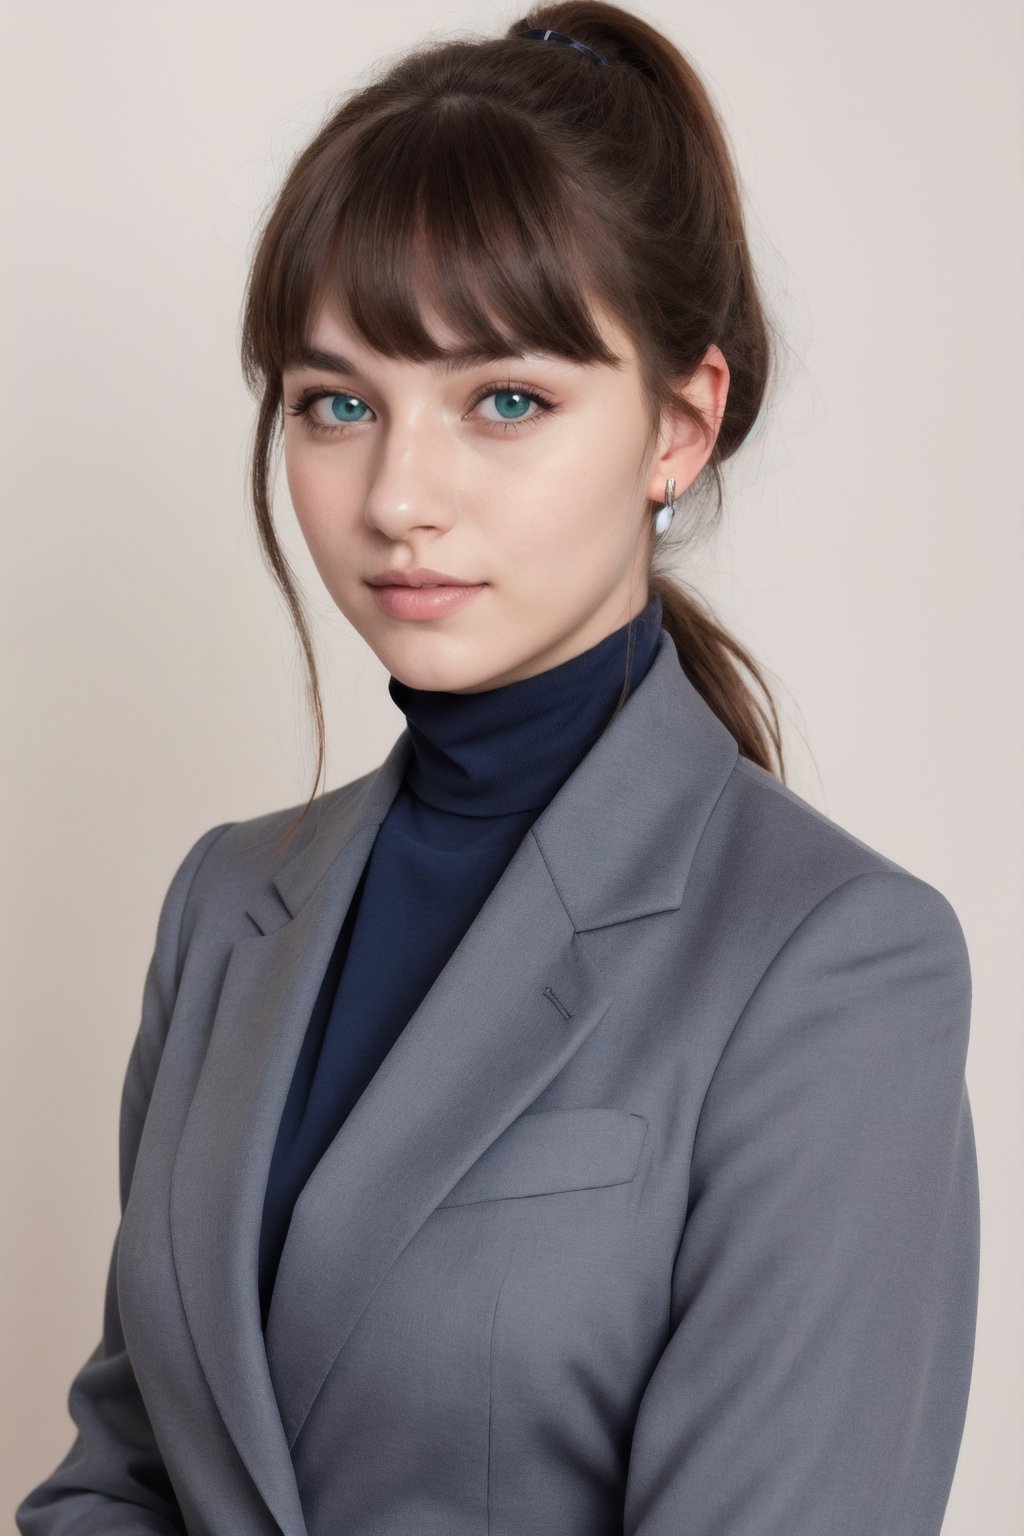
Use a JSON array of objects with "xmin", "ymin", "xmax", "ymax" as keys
[{"xmin": 243, "ymin": 87, "xmax": 651, "ymax": 398}]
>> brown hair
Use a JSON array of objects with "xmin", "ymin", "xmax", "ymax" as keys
[{"xmin": 239, "ymin": 0, "xmax": 787, "ymax": 848}]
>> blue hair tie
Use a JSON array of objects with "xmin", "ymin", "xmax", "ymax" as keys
[{"xmin": 517, "ymin": 27, "xmax": 608, "ymax": 66}]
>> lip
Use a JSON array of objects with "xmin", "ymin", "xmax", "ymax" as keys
[
  {"xmin": 370, "ymin": 582, "xmax": 487, "ymax": 621},
  {"xmin": 367, "ymin": 567, "xmax": 476, "ymax": 587}
]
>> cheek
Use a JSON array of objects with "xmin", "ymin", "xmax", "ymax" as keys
[
  {"xmin": 507, "ymin": 492, "xmax": 637, "ymax": 581},
  {"xmin": 507, "ymin": 437, "xmax": 640, "ymax": 558},
  {"xmin": 493, "ymin": 472, "xmax": 590, "ymax": 566},
  {"xmin": 284, "ymin": 450, "xmax": 352, "ymax": 562},
  {"xmin": 284, "ymin": 445, "xmax": 323, "ymax": 525}
]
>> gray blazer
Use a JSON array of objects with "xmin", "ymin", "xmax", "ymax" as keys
[{"xmin": 17, "ymin": 631, "xmax": 979, "ymax": 1536}]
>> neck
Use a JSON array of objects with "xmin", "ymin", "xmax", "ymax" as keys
[{"xmin": 387, "ymin": 593, "xmax": 665, "ymax": 817}]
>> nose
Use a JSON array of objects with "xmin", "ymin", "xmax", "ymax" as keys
[{"xmin": 362, "ymin": 436, "xmax": 459, "ymax": 543}]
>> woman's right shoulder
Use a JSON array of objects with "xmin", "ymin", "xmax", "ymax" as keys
[{"xmin": 164, "ymin": 765, "xmax": 381, "ymax": 945}]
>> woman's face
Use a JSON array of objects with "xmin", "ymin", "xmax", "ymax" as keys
[{"xmin": 282, "ymin": 294, "xmax": 724, "ymax": 693}]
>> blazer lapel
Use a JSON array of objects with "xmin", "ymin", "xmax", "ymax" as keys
[
  {"xmin": 169, "ymin": 630, "xmax": 739, "ymax": 1524},
  {"xmin": 169, "ymin": 732, "xmax": 411, "ymax": 1536},
  {"xmin": 264, "ymin": 811, "xmax": 614, "ymax": 1447}
]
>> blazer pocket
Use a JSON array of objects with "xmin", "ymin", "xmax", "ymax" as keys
[{"xmin": 436, "ymin": 1107, "xmax": 648, "ymax": 1207}]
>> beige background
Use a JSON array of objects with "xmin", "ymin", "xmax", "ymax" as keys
[{"xmin": 2, "ymin": 1, "xmax": 1020, "ymax": 1530}]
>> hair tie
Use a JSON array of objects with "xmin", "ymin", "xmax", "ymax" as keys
[{"xmin": 517, "ymin": 27, "xmax": 608, "ymax": 66}]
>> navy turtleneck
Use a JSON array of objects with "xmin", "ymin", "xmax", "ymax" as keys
[
  {"xmin": 391, "ymin": 590, "xmax": 662, "ymax": 819},
  {"xmin": 258, "ymin": 592, "xmax": 664, "ymax": 1328}
]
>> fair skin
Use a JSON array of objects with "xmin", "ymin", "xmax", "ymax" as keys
[{"xmin": 281, "ymin": 294, "xmax": 729, "ymax": 694}]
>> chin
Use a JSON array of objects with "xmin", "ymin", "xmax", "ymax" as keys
[{"xmin": 380, "ymin": 642, "xmax": 501, "ymax": 696}]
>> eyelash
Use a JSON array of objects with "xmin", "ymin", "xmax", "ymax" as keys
[{"xmin": 284, "ymin": 380, "xmax": 557, "ymax": 437}]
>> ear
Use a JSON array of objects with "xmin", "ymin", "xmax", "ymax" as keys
[{"xmin": 645, "ymin": 344, "xmax": 730, "ymax": 504}]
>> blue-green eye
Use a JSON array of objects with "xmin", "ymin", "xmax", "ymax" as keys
[
  {"xmin": 488, "ymin": 389, "xmax": 536, "ymax": 421},
  {"xmin": 464, "ymin": 381, "xmax": 558, "ymax": 428},
  {"xmin": 327, "ymin": 394, "xmax": 369, "ymax": 423},
  {"xmin": 285, "ymin": 380, "xmax": 556, "ymax": 437}
]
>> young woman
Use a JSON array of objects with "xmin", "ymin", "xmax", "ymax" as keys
[{"xmin": 17, "ymin": 5, "xmax": 979, "ymax": 1534}]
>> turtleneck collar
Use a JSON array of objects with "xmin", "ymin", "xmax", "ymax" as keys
[{"xmin": 387, "ymin": 591, "xmax": 664, "ymax": 818}]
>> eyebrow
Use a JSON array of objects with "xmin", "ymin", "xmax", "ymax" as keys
[{"xmin": 287, "ymin": 344, "xmax": 546, "ymax": 377}]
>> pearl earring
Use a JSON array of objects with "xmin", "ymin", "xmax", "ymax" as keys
[{"xmin": 654, "ymin": 478, "xmax": 677, "ymax": 535}]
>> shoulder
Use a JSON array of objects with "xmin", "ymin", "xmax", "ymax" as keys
[
  {"xmin": 709, "ymin": 753, "xmax": 969, "ymax": 982},
  {"xmin": 728, "ymin": 753, "xmax": 913, "ymax": 875},
  {"xmin": 165, "ymin": 764, "xmax": 379, "ymax": 948}
]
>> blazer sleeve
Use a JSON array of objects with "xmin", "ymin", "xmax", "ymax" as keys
[
  {"xmin": 622, "ymin": 869, "xmax": 980, "ymax": 1536},
  {"xmin": 15, "ymin": 820, "xmax": 236, "ymax": 1536}
]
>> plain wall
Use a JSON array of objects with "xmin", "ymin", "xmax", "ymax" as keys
[{"xmin": 2, "ymin": 1, "xmax": 1021, "ymax": 1530}]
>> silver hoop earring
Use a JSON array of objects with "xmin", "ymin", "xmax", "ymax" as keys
[{"xmin": 654, "ymin": 478, "xmax": 677, "ymax": 536}]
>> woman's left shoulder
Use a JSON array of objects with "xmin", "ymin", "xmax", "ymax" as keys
[{"xmin": 709, "ymin": 752, "xmax": 968, "ymax": 949}]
